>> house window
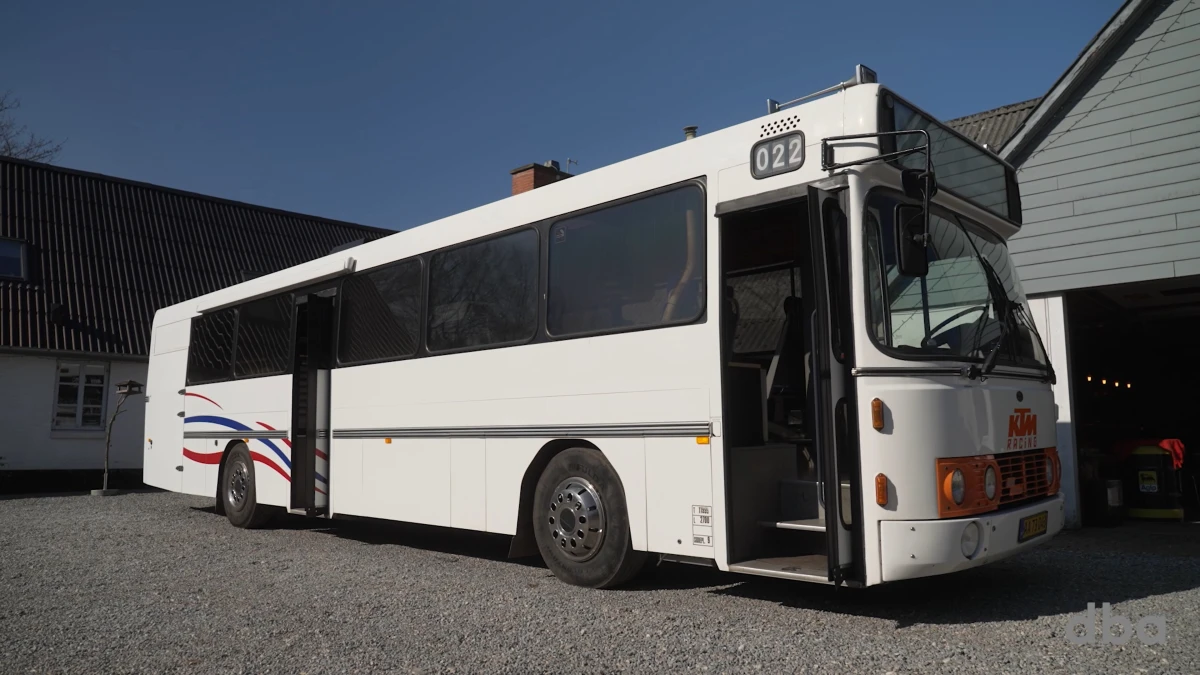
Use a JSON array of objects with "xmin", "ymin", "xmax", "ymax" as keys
[
  {"xmin": 53, "ymin": 362, "xmax": 108, "ymax": 429},
  {"xmin": 0, "ymin": 239, "xmax": 26, "ymax": 280}
]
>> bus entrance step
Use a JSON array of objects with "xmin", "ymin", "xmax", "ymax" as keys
[
  {"xmin": 728, "ymin": 555, "xmax": 831, "ymax": 583},
  {"xmin": 760, "ymin": 518, "xmax": 826, "ymax": 532}
]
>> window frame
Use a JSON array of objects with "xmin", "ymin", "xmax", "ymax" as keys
[
  {"xmin": 185, "ymin": 308, "xmax": 239, "ymax": 386},
  {"xmin": 425, "ymin": 226, "xmax": 542, "ymax": 356},
  {"xmin": 543, "ymin": 182, "xmax": 708, "ymax": 341},
  {"xmin": 51, "ymin": 360, "xmax": 108, "ymax": 430},
  {"xmin": 231, "ymin": 292, "xmax": 296, "ymax": 380},
  {"xmin": 335, "ymin": 255, "xmax": 426, "ymax": 368},
  {"xmin": 0, "ymin": 237, "xmax": 28, "ymax": 281}
]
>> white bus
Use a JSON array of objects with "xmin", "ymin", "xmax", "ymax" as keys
[{"xmin": 143, "ymin": 66, "xmax": 1064, "ymax": 588}]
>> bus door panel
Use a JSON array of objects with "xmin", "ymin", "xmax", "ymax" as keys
[
  {"xmin": 806, "ymin": 186, "xmax": 862, "ymax": 584},
  {"xmin": 290, "ymin": 293, "xmax": 335, "ymax": 513}
]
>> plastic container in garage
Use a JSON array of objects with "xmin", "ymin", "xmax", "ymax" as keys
[{"xmin": 1125, "ymin": 446, "xmax": 1184, "ymax": 521}]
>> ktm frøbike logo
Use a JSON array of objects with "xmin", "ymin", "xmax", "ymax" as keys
[{"xmin": 1006, "ymin": 408, "xmax": 1038, "ymax": 450}]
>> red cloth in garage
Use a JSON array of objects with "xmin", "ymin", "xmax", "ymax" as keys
[{"xmin": 1112, "ymin": 438, "xmax": 1186, "ymax": 470}]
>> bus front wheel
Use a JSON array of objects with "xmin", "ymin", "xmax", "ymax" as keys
[
  {"xmin": 220, "ymin": 444, "xmax": 278, "ymax": 529},
  {"xmin": 532, "ymin": 448, "xmax": 645, "ymax": 588}
]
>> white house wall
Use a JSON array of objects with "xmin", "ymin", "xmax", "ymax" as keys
[{"xmin": 0, "ymin": 353, "xmax": 146, "ymax": 472}]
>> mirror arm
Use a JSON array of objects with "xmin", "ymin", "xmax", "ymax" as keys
[{"xmin": 819, "ymin": 129, "xmax": 932, "ymax": 172}]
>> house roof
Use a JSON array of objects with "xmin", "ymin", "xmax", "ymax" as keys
[
  {"xmin": 946, "ymin": 98, "xmax": 1042, "ymax": 151},
  {"xmin": 1001, "ymin": 0, "xmax": 1155, "ymax": 162},
  {"xmin": 0, "ymin": 156, "xmax": 391, "ymax": 357}
]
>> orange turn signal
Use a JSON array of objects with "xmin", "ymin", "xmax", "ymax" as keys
[
  {"xmin": 871, "ymin": 398, "xmax": 884, "ymax": 431},
  {"xmin": 1046, "ymin": 446, "xmax": 1061, "ymax": 496},
  {"xmin": 384, "ymin": 438, "xmax": 392, "ymax": 444},
  {"xmin": 696, "ymin": 436, "xmax": 710, "ymax": 445},
  {"xmin": 875, "ymin": 473, "xmax": 888, "ymax": 506}
]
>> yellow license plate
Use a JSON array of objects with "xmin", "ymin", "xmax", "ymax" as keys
[{"xmin": 1018, "ymin": 511, "xmax": 1048, "ymax": 543}]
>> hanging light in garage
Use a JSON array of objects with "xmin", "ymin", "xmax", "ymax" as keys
[{"xmin": 1087, "ymin": 375, "xmax": 1093, "ymax": 382}]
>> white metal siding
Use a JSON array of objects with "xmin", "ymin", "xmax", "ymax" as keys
[{"xmin": 1011, "ymin": 0, "xmax": 1200, "ymax": 293}]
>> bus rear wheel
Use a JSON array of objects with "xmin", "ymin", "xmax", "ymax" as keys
[
  {"xmin": 532, "ymin": 448, "xmax": 645, "ymax": 588},
  {"xmin": 220, "ymin": 444, "xmax": 278, "ymax": 529}
]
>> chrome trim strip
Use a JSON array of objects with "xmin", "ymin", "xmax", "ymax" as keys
[
  {"xmin": 332, "ymin": 422, "xmax": 712, "ymax": 439},
  {"xmin": 183, "ymin": 430, "xmax": 289, "ymax": 440}
]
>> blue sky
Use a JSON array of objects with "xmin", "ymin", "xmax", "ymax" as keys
[{"xmin": 3, "ymin": 0, "xmax": 1124, "ymax": 231}]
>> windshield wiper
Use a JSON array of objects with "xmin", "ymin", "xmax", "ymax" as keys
[{"xmin": 955, "ymin": 215, "xmax": 1018, "ymax": 380}]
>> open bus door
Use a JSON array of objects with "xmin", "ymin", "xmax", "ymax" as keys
[
  {"xmin": 290, "ymin": 291, "xmax": 335, "ymax": 514},
  {"xmin": 808, "ymin": 186, "xmax": 865, "ymax": 585}
]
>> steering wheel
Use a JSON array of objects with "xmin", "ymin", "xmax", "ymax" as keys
[{"xmin": 923, "ymin": 304, "xmax": 988, "ymax": 348}]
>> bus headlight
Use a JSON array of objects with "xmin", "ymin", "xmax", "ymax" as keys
[
  {"xmin": 984, "ymin": 466, "xmax": 997, "ymax": 500},
  {"xmin": 961, "ymin": 521, "xmax": 981, "ymax": 558},
  {"xmin": 950, "ymin": 469, "xmax": 965, "ymax": 505}
]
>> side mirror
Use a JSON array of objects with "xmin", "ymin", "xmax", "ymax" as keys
[
  {"xmin": 896, "ymin": 205, "xmax": 929, "ymax": 277},
  {"xmin": 901, "ymin": 168, "xmax": 937, "ymax": 201}
]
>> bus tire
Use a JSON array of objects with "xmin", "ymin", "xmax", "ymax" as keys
[
  {"xmin": 532, "ymin": 447, "xmax": 646, "ymax": 589},
  {"xmin": 220, "ymin": 444, "xmax": 277, "ymax": 529}
]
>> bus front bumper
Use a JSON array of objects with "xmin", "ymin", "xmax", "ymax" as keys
[{"xmin": 879, "ymin": 493, "xmax": 1065, "ymax": 582}]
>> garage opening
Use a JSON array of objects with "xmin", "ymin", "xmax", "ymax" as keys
[{"xmin": 1064, "ymin": 278, "xmax": 1200, "ymax": 525}]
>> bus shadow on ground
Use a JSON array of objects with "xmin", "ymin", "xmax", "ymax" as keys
[
  {"xmin": 705, "ymin": 528, "xmax": 1200, "ymax": 627},
  {"xmin": 191, "ymin": 504, "xmax": 546, "ymax": 568},
  {"xmin": 188, "ymin": 503, "xmax": 1200, "ymax": 626}
]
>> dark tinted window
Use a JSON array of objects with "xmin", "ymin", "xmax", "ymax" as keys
[
  {"xmin": 187, "ymin": 309, "xmax": 236, "ymax": 384},
  {"xmin": 548, "ymin": 185, "xmax": 705, "ymax": 336},
  {"xmin": 339, "ymin": 259, "xmax": 422, "ymax": 364},
  {"xmin": 427, "ymin": 229, "xmax": 538, "ymax": 351},
  {"xmin": 889, "ymin": 98, "xmax": 1013, "ymax": 220},
  {"xmin": 233, "ymin": 294, "xmax": 293, "ymax": 378}
]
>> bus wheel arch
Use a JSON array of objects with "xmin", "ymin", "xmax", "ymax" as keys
[
  {"xmin": 509, "ymin": 439, "xmax": 599, "ymax": 558},
  {"xmin": 523, "ymin": 443, "xmax": 646, "ymax": 588},
  {"xmin": 217, "ymin": 441, "xmax": 278, "ymax": 529},
  {"xmin": 212, "ymin": 440, "xmax": 243, "ymax": 517}
]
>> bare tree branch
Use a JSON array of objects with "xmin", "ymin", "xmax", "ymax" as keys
[{"xmin": 1, "ymin": 90, "xmax": 64, "ymax": 163}]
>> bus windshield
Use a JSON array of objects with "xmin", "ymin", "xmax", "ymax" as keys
[{"xmin": 863, "ymin": 190, "xmax": 1050, "ymax": 370}]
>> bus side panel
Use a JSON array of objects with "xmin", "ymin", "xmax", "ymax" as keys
[
  {"xmin": 449, "ymin": 438, "xmax": 487, "ymax": 531},
  {"xmin": 359, "ymin": 438, "xmax": 452, "ymax": 527},
  {"xmin": 646, "ymin": 437, "xmax": 714, "ymax": 557},
  {"xmin": 144, "ymin": 319, "xmax": 190, "ymax": 492},
  {"xmin": 181, "ymin": 376, "xmax": 293, "ymax": 505},
  {"xmin": 484, "ymin": 438, "xmax": 538, "ymax": 535}
]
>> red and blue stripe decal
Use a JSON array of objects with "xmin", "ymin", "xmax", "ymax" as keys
[{"xmin": 182, "ymin": 395, "xmax": 326, "ymax": 489}]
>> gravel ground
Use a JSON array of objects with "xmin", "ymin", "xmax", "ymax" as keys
[{"xmin": 1, "ymin": 491, "xmax": 1197, "ymax": 674}]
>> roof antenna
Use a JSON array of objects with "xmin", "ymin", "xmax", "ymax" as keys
[{"xmin": 566, "ymin": 158, "xmax": 579, "ymax": 173}]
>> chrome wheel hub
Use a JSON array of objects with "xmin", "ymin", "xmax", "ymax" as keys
[
  {"xmin": 227, "ymin": 460, "xmax": 249, "ymax": 509},
  {"xmin": 547, "ymin": 477, "xmax": 606, "ymax": 562}
]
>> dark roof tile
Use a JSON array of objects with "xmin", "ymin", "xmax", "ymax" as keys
[
  {"xmin": 1, "ymin": 156, "xmax": 391, "ymax": 357},
  {"xmin": 946, "ymin": 98, "xmax": 1042, "ymax": 151}
]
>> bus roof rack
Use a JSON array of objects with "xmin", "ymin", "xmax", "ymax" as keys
[{"xmin": 767, "ymin": 65, "xmax": 877, "ymax": 114}]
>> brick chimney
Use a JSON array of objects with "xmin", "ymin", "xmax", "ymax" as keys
[{"xmin": 511, "ymin": 160, "xmax": 572, "ymax": 195}]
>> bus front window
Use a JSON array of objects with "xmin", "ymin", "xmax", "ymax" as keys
[{"xmin": 864, "ymin": 190, "xmax": 1050, "ymax": 370}]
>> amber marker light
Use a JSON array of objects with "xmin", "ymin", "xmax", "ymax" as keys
[
  {"xmin": 871, "ymin": 398, "xmax": 884, "ymax": 430},
  {"xmin": 875, "ymin": 473, "xmax": 888, "ymax": 506},
  {"xmin": 696, "ymin": 436, "xmax": 710, "ymax": 445}
]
